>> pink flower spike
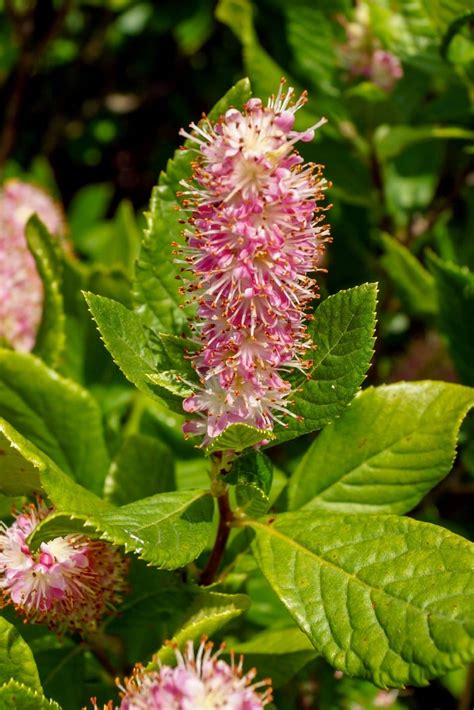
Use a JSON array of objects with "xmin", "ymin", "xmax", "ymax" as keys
[
  {"xmin": 178, "ymin": 82, "xmax": 331, "ymax": 446},
  {"xmin": 0, "ymin": 180, "xmax": 67, "ymax": 352},
  {"xmin": 0, "ymin": 501, "xmax": 129, "ymax": 633},
  {"xmin": 93, "ymin": 636, "xmax": 272, "ymax": 709}
]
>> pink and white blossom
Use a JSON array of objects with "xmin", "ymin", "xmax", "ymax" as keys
[
  {"xmin": 178, "ymin": 82, "xmax": 331, "ymax": 444},
  {"xmin": 0, "ymin": 501, "xmax": 128, "ymax": 632},
  {"xmin": 0, "ymin": 180, "xmax": 66, "ymax": 352},
  {"xmin": 93, "ymin": 636, "xmax": 272, "ymax": 709}
]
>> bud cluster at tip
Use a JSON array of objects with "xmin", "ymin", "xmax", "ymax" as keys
[
  {"xmin": 91, "ymin": 636, "xmax": 272, "ymax": 709},
  {"xmin": 0, "ymin": 180, "xmax": 66, "ymax": 352},
  {"xmin": 177, "ymin": 82, "xmax": 331, "ymax": 445},
  {"xmin": 0, "ymin": 501, "xmax": 128, "ymax": 633}
]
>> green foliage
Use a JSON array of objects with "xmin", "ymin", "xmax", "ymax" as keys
[
  {"xmin": 0, "ymin": 351, "xmax": 109, "ymax": 495},
  {"xmin": 288, "ymin": 381, "xmax": 474, "ymax": 514},
  {"xmin": 374, "ymin": 125, "xmax": 474, "ymax": 161},
  {"xmin": 26, "ymin": 217, "xmax": 65, "ymax": 369},
  {"xmin": 84, "ymin": 292, "xmax": 162, "ymax": 398},
  {"xmin": 380, "ymin": 233, "xmax": 437, "ymax": 319},
  {"xmin": 104, "ymin": 433, "xmax": 175, "ymax": 505},
  {"xmin": 30, "ymin": 489, "xmax": 214, "ymax": 569},
  {"xmin": 205, "ymin": 424, "xmax": 276, "ymax": 454},
  {"xmin": 0, "ymin": 424, "xmax": 41, "ymax": 496},
  {"xmin": 0, "ymin": 682, "xmax": 61, "ymax": 710},
  {"xmin": 0, "ymin": 618, "xmax": 42, "ymax": 692},
  {"xmin": 273, "ymin": 283, "xmax": 377, "ymax": 443},
  {"xmin": 152, "ymin": 591, "xmax": 250, "ymax": 664},
  {"xmin": 227, "ymin": 450, "xmax": 273, "ymax": 517},
  {"xmin": 428, "ymin": 253, "xmax": 474, "ymax": 386},
  {"xmin": 231, "ymin": 627, "xmax": 318, "ymax": 688},
  {"xmin": 248, "ymin": 512, "xmax": 474, "ymax": 687},
  {"xmin": 133, "ymin": 78, "xmax": 252, "ymax": 335}
]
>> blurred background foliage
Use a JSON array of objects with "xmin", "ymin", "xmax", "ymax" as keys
[{"xmin": 1, "ymin": 0, "xmax": 474, "ymax": 708}]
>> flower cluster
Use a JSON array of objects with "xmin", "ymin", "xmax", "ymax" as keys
[
  {"xmin": 0, "ymin": 179, "xmax": 66, "ymax": 352},
  {"xmin": 93, "ymin": 636, "xmax": 272, "ymax": 709},
  {"xmin": 178, "ymin": 82, "xmax": 330, "ymax": 444},
  {"xmin": 0, "ymin": 501, "xmax": 128, "ymax": 633},
  {"xmin": 338, "ymin": 3, "xmax": 403, "ymax": 91}
]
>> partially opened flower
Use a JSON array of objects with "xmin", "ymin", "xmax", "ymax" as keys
[
  {"xmin": 178, "ymin": 81, "xmax": 331, "ymax": 445},
  {"xmin": 0, "ymin": 501, "xmax": 128, "ymax": 633},
  {"xmin": 93, "ymin": 636, "xmax": 272, "ymax": 709},
  {"xmin": 0, "ymin": 179, "xmax": 66, "ymax": 352}
]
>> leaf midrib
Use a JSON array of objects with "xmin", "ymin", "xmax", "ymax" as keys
[{"xmin": 95, "ymin": 490, "xmax": 210, "ymax": 534}]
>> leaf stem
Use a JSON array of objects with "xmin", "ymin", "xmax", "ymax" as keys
[
  {"xmin": 200, "ymin": 489, "xmax": 233, "ymax": 586},
  {"xmin": 458, "ymin": 662, "xmax": 474, "ymax": 710}
]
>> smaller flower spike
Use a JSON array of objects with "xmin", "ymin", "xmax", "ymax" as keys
[
  {"xmin": 0, "ymin": 180, "xmax": 66, "ymax": 352},
  {"xmin": 0, "ymin": 501, "xmax": 128, "ymax": 633},
  {"xmin": 178, "ymin": 81, "xmax": 331, "ymax": 445},
  {"xmin": 91, "ymin": 635, "xmax": 272, "ymax": 709}
]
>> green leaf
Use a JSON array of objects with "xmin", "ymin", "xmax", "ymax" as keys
[
  {"xmin": 272, "ymin": 283, "xmax": 377, "ymax": 444},
  {"xmin": 428, "ymin": 253, "xmax": 474, "ymax": 386},
  {"xmin": 0, "ymin": 422, "xmax": 41, "ymax": 496},
  {"xmin": 104, "ymin": 433, "xmax": 175, "ymax": 505},
  {"xmin": 0, "ymin": 618, "xmax": 42, "ymax": 692},
  {"xmin": 368, "ymin": 0, "xmax": 446, "ymax": 74},
  {"xmin": 74, "ymin": 200, "xmax": 140, "ymax": 276},
  {"xmin": 285, "ymin": 5, "xmax": 337, "ymax": 94},
  {"xmin": 157, "ymin": 333, "xmax": 200, "ymax": 382},
  {"xmin": 380, "ymin": 233, "xmax": 437, "ymax": 319},
  {"xmin": 151, "ymin": 591, "xmax": 250, "ymax": 665},
  {"xmin": 85, "ymin": 292, "xmax": 195, "ymax": 413},
  {"xmin": 248, "ymin": 512, "xmax": 474, "ymax": 687},
  {"xmin": 204, "ymin": 424, "xmax": 275, "ymax": 454},
  {"xmin": 84, "ymin": 292, "xmax": 162, "ymax": 396},
  {"xmin": 30, "ymin": 490, "xmax": 214, "ymax": 570},
  {"xmin": 39, "ymin": 466, "xmax": 112, "ymax": 518},
  {"xmin": 68, "ymin": 183, "xmax": 113, "ymax": 248},
  {"xmin": 231, "ymin": 627, "xmax": 317, "ymax": 689},
  {"xmin": 382, "ymin": 141, "xmax": 444, "ymax": 227},
  {"xmin": 228, "ymin": 450, "xmax": 273, "ymax": 517},
  {"xmin": 216, "ymin": 0, "xmax": 331, "ymax": 127},
  {"xmin": 0, "ymin": 681, "xmax": 61, "ymax": 710},
  {"xmin": 0, "ymin": 351, "xmax": 109, "ymax": 495},
  {"xmin": 288, "ymin": 381, "xmax": 474, "ymax": 514},
  {"xmin": 374, "ymin": 124, "xmax": 474, "ymax": 162},
  {"xmin": 147, "ymin": 371, "xmax": 194, "ymax": 399},
  {"xmin": 421, "ymin": 0, "xmax": 473, "ymax": 36},
  {"xmin": 28, "ymin": 512, "xmax": 100, "ymax": 545},
  {"xmin": 134, "ymin": 78, "xmax": 252, "ymax": 334},
  {"xmin": 27, "ymin": 217, "xmax": 65, "ymax": 369}
]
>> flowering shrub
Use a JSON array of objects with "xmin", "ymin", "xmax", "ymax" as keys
[{"xmin": 0, "ymin": 2, "xmax": 474, "ymax": 710}]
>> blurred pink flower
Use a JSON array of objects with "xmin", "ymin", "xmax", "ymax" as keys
[
  {"xmin": 339, "ymin": 3, "xmax": 403, "ymax": 91},
  {"xmin": 93, "ymin": 636, "xmax": 272, "ymax": 709},
  {"xmin": 0, "ymin": 180, "xmax": 66, "ymax": 352},
  {"xmin": 0, "ymin": 501, "xmax": 128, "ymax": 633},
  {"xmin": 178, "ymin": 82, "xmax": 331, "ymax": 445}
]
